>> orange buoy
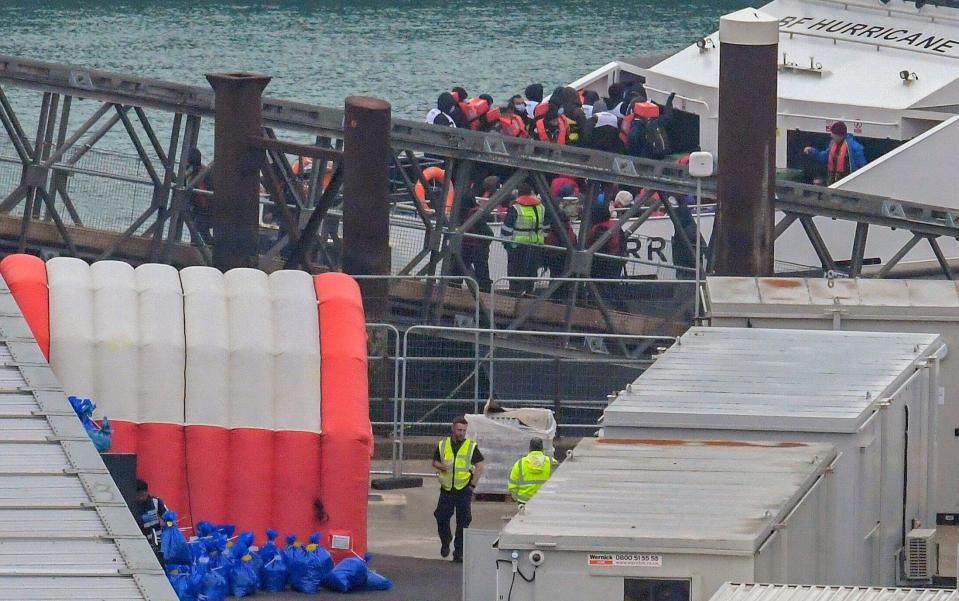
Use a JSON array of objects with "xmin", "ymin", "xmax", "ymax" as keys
[{"xmin": 413, "ymin": 166, "xmax": 455, "ymax": 215}]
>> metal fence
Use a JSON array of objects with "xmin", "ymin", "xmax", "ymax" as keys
[{"xmin": 370, "ymin": 324, "xmax": 677, "ymax": 478}]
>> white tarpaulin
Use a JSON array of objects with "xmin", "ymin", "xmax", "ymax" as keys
[{"xmin": 466, "ymin": 410, "xmax": 557, "ymax": 495}]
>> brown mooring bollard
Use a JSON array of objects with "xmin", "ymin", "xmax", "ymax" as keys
[
  {"xmin": 206, "ymin": 72, "xmax": 271, "ymax": 271},
  {"xmin": 342, "ymin": 96, "xmax": 392, "ymax": 322},
  {"xmin": 712, "ymin": 9, "xmax": 778, "ymax": 276}
]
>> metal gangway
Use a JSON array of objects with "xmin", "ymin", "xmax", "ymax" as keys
[{"xmin": 0, "ymin": 54, "xmax": 956, "ymax": 340}]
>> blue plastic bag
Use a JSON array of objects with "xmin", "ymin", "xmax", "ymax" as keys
[
  {"xmin": 258, "ymin": 529, "xmax": 287, "ymax": 592},
  {"xmin": 193, "ymin": 557, "xmax": 227, "ymax": 601},
  {"xmin": 204, "ymin": 532, "xmax": 232, "ymax": 593},
  {"xmin": 290, "ymin": 533, "xmax": 333, "ymax": 594},
  {"xmin": 282, "ymin": 535, "xmax": 305, "ymax": 586},
  {"xmin": 67, "ymin": 396, "xmax": 112, "ymax": 452},
  {"xmin": 166, "ymin": 565, "xmax": 197, "ymax": 601},
  {"xmin": 260, "ymin": 554, "xmax": 288, "ymax": 593},
  {"xmin": 231, "ymin": 553, "xmax": 259, "ymax": 597},
  {"xmin": 322, "ymin": 556, "xmax": 368, "ymax": 593},
  {"xmin": 160, "ymin": 512, "xmax": 192, "ymax": 566},
  {"xmin": 364, "ymin": 569, "xmax": 394, "ymax": 591}
]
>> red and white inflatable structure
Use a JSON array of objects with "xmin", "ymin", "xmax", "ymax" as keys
[{"xmin": 0, "ymin": 254, "xmax": 372, "ymax": 553}]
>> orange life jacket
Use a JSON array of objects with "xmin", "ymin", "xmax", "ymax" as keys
[
  {"xmin": 827, "ymin": 139, "xmax": 850, "ymax": 184},
  {"xmin": 533, "ymin": 102, "xmax": 550, "ymax": 119},
  {"xmin": 499, "ymin": 114, "xmax": 527, "ymax": 138},
  {"xmin": 619, "ymin": 102, "xmax": 660, "ymax": 144},
  {"xmin": 459, "ymin": 98, "xmax": 490, "ymax": 128},
  {"xmin": 535, "ymin": 119, "xmax": 568, "ymax": 145}
]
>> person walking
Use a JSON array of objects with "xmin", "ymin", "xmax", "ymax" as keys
[
  {"xmin": 507, "ymin": 438, "xmax": 556, "ymax": 505},
  {"xmin": 452, "ymin": 196, "xmax": 494, "ymax": 292},
  {"xmin": 803, "ymin": 121, "xmax": 867, "ymax": 184},
  {"xmin": 501, "ymin": 183, "xmax": 546, "ymax": 295},
  {"xmin": 433, "ymin": 417, "xmax": 484, "ymax": 563}
]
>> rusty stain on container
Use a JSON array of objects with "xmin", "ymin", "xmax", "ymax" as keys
[
  {"xmin": 342, "ymin": 96, "xmax": 392, "ymax": 322},
  {"xmin": 206, "ymin": 72, "xmax": 271, "ymax": 271},
  {"xmin": 765, "ymin": 278, "xmax": 803, "ymax": 288}
]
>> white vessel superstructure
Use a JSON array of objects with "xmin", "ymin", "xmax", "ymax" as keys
[{"xmin": 568, "ymin": 0, "xmax": 959, "ymax": 274}]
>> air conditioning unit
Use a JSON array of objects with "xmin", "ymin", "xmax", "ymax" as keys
[{"xmin": 905, "ymin": 528, "xmax": 937, "ymax": 580}]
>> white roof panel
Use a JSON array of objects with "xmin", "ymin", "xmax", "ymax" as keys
[
  {"xmin": 498, "ymin": 438, "xmax": 834, "ymax": 553},
  {"xmin": 646, "ymin": 0, "xmax": 959, "ymax": 112},
  {"xmin": 708, "ymin": 276, "xmax": 959, "ymax": 317},
  {"xmin": 710, "ymin": 583, "xmax": 959, "ymax": 601},
  {"xmin": 0, "ymin": 280, "xmax": 175, "ymax": 599},
  {"xmin": 603, "ymin": 327, "xmax": 941, "ymax": 432}
]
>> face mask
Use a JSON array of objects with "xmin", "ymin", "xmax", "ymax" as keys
[{"xmin": 514, "ymin": 105, "xmax": 525, "ymax": 112}]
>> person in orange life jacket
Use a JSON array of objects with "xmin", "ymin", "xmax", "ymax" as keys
[
  {"xmin": 433, "ymin": 416, "xmax": 484, "ymax": 563},
  {"xmin": 510, "ymin": 94, "xmax": 531, "ymax": 127},
  {"xmin": 451, "ymin": 195, "xmax": 494, "ymax": 292},
  {"xmin": 535, "ymin": 106, "xmax": 569, "ymax": 145},
  {"xmin": 803, "ymin": 121, "xmax": 867, "ymax": 184},
  {"xmin": 186, "ymin": 148, "xmax": 214, "ymax": 246},
  {"xmin": 587, "ymin": 204, "xmax": 626, "ymax": 301},
  {"xmin": 501, "ymin": 182, "xmax": 546, "ymax": 295},
  {"xmin": 464, "ymin": 93, "xmax": 494, "ymax": 131},
  {"xmin": 427, "ymin": 92, "xmax": 458, "ymax": 127},
  {"xmin": 627, "ymin": 92, "xmax": 676, "ymax": 159},
  {"xmin": 490, "ymin": 102, "xmax": 528, "ymax": 138}
]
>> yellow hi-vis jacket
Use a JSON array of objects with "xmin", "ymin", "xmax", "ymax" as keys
[
  {"xmin": 508, "ymin": 451, "xmax": 555, "ymax": 503},
  {"xmin": 437, "ymin": 437, "xmax": 477, "ymax": 491}
]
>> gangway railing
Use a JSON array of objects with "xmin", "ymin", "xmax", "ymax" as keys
[{"xmin": 0, "ymin": 53, "xmax": 956, "ymax": 286}]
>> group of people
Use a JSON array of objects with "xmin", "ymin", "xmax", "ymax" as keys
[
  {"xmin": 449, "ymin": 172, "xmax": 674, "ymax": 295},
  {"xmin": 426, "ymin": 83, "xmax": 677, "ymax": 160},
  {"xmin": 432, "ymin": 417, "xmax": 555, "ymax": 563}
]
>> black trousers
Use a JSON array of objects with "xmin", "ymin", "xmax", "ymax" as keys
[
  {"xmin": 506, "ymin": 246, "xmax": 540, "ymax": 294},
  {"xmin": 453, "ymin": 244, "xmax": 492, "ymax": 292},
  {"xmin": 434, "ymin": 486, "xmax": 473, "ymax": 559}
]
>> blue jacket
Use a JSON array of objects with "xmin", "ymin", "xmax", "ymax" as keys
[{"xmin": 810, "ymin": 134, "xmax": 867, "ymax": 173}]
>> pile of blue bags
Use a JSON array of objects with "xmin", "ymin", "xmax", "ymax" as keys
[
  {"xmin": 161, "ymin": 516, "xmax": 393, "ymax": 600},
  {"xmin": 67, "ymin": 396, "xmax": 111, "ymax": 452}
]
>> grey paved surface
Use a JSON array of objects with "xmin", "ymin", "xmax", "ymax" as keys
[
  {"xmin": 265, "ymin": 554, "xmax": 461, "ymax": 601},
  {"xmin": 259, "ymin": 460, "xmax": 516, "ymax": 600}
]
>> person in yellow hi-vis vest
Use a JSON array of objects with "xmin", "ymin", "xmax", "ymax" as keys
[
  {"xmin": 432, "ymin": 416, "xmax": 485, "ymax": 563},
  {"xmin": 508, "ymin": 438, "xmax": 556, "ymax": 505}
]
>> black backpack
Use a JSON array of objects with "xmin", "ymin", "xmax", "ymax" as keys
[{"xmin": 645, "ymin": 119, "xmax": 671, "ymax": 159}]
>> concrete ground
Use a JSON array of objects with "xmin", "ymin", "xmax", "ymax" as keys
[{"xmin": 262, "ymin": 460, "xmax": 517, "ymax": 601}]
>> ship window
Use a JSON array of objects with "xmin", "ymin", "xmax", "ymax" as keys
[
  {"xmin": 786, "ymin": 130, "xmax": 903, "ymax": 183},
  {"xmin": 624, "ymin": 578, "xmax": 691, "ymax": 601},
  {"xmin": 667, "ymin": 109, "xmax": 699, "ymax": 155}
]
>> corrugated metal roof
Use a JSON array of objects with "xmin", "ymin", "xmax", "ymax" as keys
[
  {"xmin": 603, "ymin": 327, "xmax": 942, "ymax": 433},
  {"xmin": 0, "ymin": 279, "xmax": 175, "ymax": 600},
  {"xmin": 710, "ymin": 583, "xmax": 959, "ymax": 601},
  {"xmin": 708, "ymin": 277, "xmax": 959, "ymax": 317},
  {"xmin": 498, "ymin": 437, "xmax": 835, "ymax": 553}
]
